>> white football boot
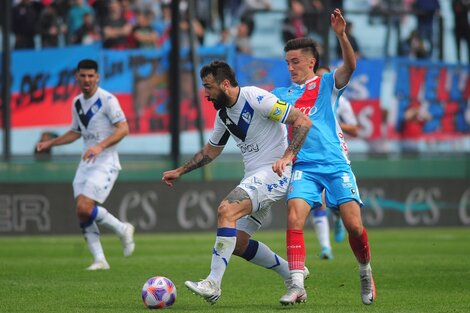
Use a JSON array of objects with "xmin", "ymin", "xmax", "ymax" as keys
[
  {"xmin": 360, "ymin": 267, "xmax": 376, "ymax": 305},
  {"xmin": 120, "ymin": 223, "xmax": 135, "ymax": 257},
  {"xmin": 185, "ymin": 278, "xmax": 221, "ymax": 304},
  {"xmin": 86, "ymin": 259, "xmax": 110, "ymax": 271}
]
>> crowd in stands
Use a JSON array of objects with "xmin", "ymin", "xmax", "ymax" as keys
[{"xmin": 7, "ymin": 0, "xmax": 470, "ymax": 62}]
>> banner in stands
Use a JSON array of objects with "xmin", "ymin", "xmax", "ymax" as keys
[
  {"xmin": 1, "ymin": 179, "xmax": 469, "ymax": 235},
  {"xmin": 7, "ymin": 45, "xmax": 384, "ymax": 138},
  {"xmin": 389, "ymin": 59, "xmax": 470, "ymax": 140}
]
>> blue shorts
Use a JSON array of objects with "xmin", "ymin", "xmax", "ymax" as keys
[{"xmin": 287, "ymin": 162, "xmax": 363, "ymax": 210}]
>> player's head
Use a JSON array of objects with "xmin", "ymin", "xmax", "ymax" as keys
[
  {"xmin": 316, "ymin": 65, "xmax": 331, "ymax": 76},
  {"xmin": 76, "ymin": 59, "xmax": 99, "ymax": 98},
  {"xmin": 200, "ymin": 60, "xmax": 238, "ymax": 110},
  {"xmin": 284, "ymin": 38, "xmax": 320, "ymax": 84}
]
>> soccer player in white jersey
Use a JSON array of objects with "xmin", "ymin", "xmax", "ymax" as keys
[
  {"xmin": 310, "ymin": 65, "xmax": 359, "ymax": 260},
  {"xmin": 162, "ymin": 60, "xmax": 312, "ymax": 304},
  {"xmin": 271, "ymin": 9, "xmax": 376, "ymax": 306},
  {"xmin": 36, "ymin": 59, "xmax": 135, "ymax": 270}
]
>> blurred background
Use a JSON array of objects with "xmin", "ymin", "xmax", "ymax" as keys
[{"xmin": 0, "ymin": 0, "xmax": 469, "ymax": 234}]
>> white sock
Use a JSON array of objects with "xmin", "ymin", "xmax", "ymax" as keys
[
  {"xmin": 95, "ymin": 206, "xmax": 126, "ymax": 235},
  {"xmin": 313, "ymin": 212, "xmax": 331, "ymax": 249},
  {"xmin": 242, "ymin": 240, "xmax": 290, "ymax": 280},
  {"xmin": 207, "ymin": 228, "xmax": 237, "ymax": 287},
  {"xmin": 291, "ymin": 271, "xmax": 305, "ymax": 288},
  {"xmin": 81, "ymin": 222, "xmax": 105, "ymax": 262}
]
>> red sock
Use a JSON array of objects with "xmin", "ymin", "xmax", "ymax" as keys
[
  {"xmin": 286, "ymin": 229, "xmax": 305, "ymax": 271},
  {"xmin": 348, "ymin": 228, "xmax": 371, "ymax": 264}
]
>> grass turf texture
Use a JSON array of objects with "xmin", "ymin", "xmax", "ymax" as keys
[{"xmin": 1, "ymin": 228, "xmax": 469, "ymax": 313}]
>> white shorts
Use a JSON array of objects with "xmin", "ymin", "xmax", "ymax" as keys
[
  {"xmin": 236, "ymin": 165, "xmax": 291, "ymax": 236},
  {"xmin": 73, "ymin": 162, "xmax": 120, "ymax": 204}
]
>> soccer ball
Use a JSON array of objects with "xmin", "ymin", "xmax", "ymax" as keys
[{"xmin": 141, "ymin": 276, "xmax": 177, "ymax": 309}]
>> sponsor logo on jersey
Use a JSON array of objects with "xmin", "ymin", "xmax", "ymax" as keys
[
  {"xmin": 273, "ymin": 107, "xmax": 282, "ymax": 116},
  {"xmin": 256, "ymin": 95, "xmax": 264, "ymax": 103},
  {"xmin": 238, "ymin": 143, "xmax": 259, "ymax": 154}
]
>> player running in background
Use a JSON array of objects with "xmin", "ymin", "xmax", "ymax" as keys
[
  {"xmin": 162, "ymin": 60, "xmax": 312, "ymax": 304},
  {"xmin": 271, "ymin": 8, "xmax": 376, "ymax": 306},
  {"xmin": 310, "ymin": 65, "xmax": 359, "ymax": 260},
  {"xmin": 36, "ymin": 59, "xmax": 135, "ymax": 270}
]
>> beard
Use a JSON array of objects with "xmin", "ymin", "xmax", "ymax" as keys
[{"xmin": 211, "ymin": 92, "xmax": 230, "ymax": 110}]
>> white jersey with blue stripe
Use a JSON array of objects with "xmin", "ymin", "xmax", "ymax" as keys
[
  {"xmin": 71, "ymin": 87, "xmax": 126, "ymax": 169},
  {"xmin": 209, "ymin": 86, "xmax": 291, "ymax": 177},
  {"xmin": 272, "ymin": 71, "xmax": 350, "ymax": 170}
]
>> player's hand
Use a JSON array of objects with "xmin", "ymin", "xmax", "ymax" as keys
[
  {"xmin": 272, "ymin": 158, "xmax": 291, "ymax": 177},
  {"xmin": 162, "ymin": 170, "xmax": 180, "ymax": 187},
  {"xmin": 82, "ymin": 145, "xmax": 103, "ymax": 163},
  {"xmin": 330, "ymin": 8, "xmax": 346, "ymax": 35},
  {"xmin": 36, "ymin": 140, "xmax": 52, "ymax": 152}
]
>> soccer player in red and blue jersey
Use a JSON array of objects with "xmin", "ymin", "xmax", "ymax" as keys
[{"xmin": 271, "ymin": 9, "xmax": 376, "ymax": 306}]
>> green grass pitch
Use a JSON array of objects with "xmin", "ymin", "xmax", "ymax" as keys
[{"xmin": 1, "ymin": 228, "xmax": 469, "ymax": 313}]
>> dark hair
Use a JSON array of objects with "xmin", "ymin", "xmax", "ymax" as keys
[
  {"xmin": 200, "ymin": 60, "xmax": 238, "ymax": 87},
  {"xmin": 77, "ymin": 59, "xmax": 98, "ymax": 72},
  {"xmin": 284, "ymin": 38, "xmax": 320, "ymax": 72}
]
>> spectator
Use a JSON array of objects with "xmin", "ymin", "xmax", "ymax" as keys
[
  {"xmin": 413, "ymin": 0, "xmax": 440, "ymax": 58},
  {"xmin": 66, "ymin": 0, "xmax": 94, "ymax": 44},
  {"xmin": 38, "ymin": 2, "xmax": 64, "ymax": 48},
  {"xmin": 235, "ymin": 16, "xmax": 254, "ymax": 54},
  {"xmin": 12, "ymin": 0, "xmax": 40, "ymax": 49},
  {"xmin": 71, "ymin": 12, "xmax": 101, "ymax": 45},
  {"xmin": 34, "ymin": 131, "xmax": 58, "ymax": 161},
  {"xmin": 399, "ymin": 30, "xmax": 428, "ymax": 59},
  {"xmin": 336, "ymin": 21, "xmax": 362, "ymax": 59},
  {"xmin": 153, "ymin": 2, "xmax": 171, "ymax": 49},
  {"xmin": 282, "ymin": 0, "xmax": 308, "ymax": 44},
  {"xmin": 91, "ymin": 0, "xmax": 109, "ymax": 28},
  {"xmin": 451, "ymin": 0, "xmax": 470, "ymax": 63},
  {"xmin": 129, "ymin": 9, "xmax": 158, "ymax": 49},
  {"xmin": 121, "ymin": 0, "xmax": 137, "ymax": 26},
  {"xmin": 102, "ymin": 0, "xmax": 132, "ymax": 49}
]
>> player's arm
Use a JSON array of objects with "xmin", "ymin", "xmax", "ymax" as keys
[
  {"xmin": 162, "ymin": 143, "xmax": 224, "ymax": 187},
  {"xmin": 340, "ymin": 123, "xmax": 358, "ymax": 137},
  {"xmin": 36, "ymin": 130, "xmax": 81, "ymax": 152},
  {"xmin": 331, "ymin": 8, "xmax": 356, "ymax": 90},
  {"xmin": 82, "ymin": 121, "xmax": 129, "ymax": 162},
  {"xmin": 272, "ymin": 105, "xmax": 312, "ymax": 176}
]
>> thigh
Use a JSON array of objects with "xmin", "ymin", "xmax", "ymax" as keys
[
  {"xmin": 323, "ymin": 167, "xmax": 363, "ymax": 210},
  {"xmin": 73, "ymin": 164, "xmax": 119, "ymax": 204},
  {"xmin": 287, "ymin": 166, "xmax": 323, "ymax": 209},
  {"xmin": 237, "ymin": 165, "xmax": 291, "ymax": 214}
]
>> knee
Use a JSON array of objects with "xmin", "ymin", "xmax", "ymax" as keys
[
  {"xmin": 217, "ymin": 202, "xmax": 236, "ymax": 223},
  {"xmin": 347, "ymin": 223, "xmax": 363, "ymax": 238},
  {"xmin": 76, "ymin": 198, "xmax": 94, "ymax": 221}
]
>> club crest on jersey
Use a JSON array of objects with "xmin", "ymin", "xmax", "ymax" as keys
[
  {"xmin": 307, "ymin": 82, "xmax": 316, "ymax": 90},
  {"xmin": 91, "ymin": 103, "xmax": 100, "ymax": 114},
  {"xmin": 242, "ymin": 111, "xmax": 252, "ymax": 124}
]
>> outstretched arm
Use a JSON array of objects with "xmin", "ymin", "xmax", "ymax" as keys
[
  {"xmin": 162, "ymin": 143, "xmax": 224, "ymax": 187},
  {"xmin": 332, "ymin": 8, "xmax": 356, "ymax": 89},
  {"xmin": 36, "ymin": 130, "xmax": 81, "ymax": 152},
  {"xmin": 272, "ymin": 107, "xmax": 312, "ymax": 176}
]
